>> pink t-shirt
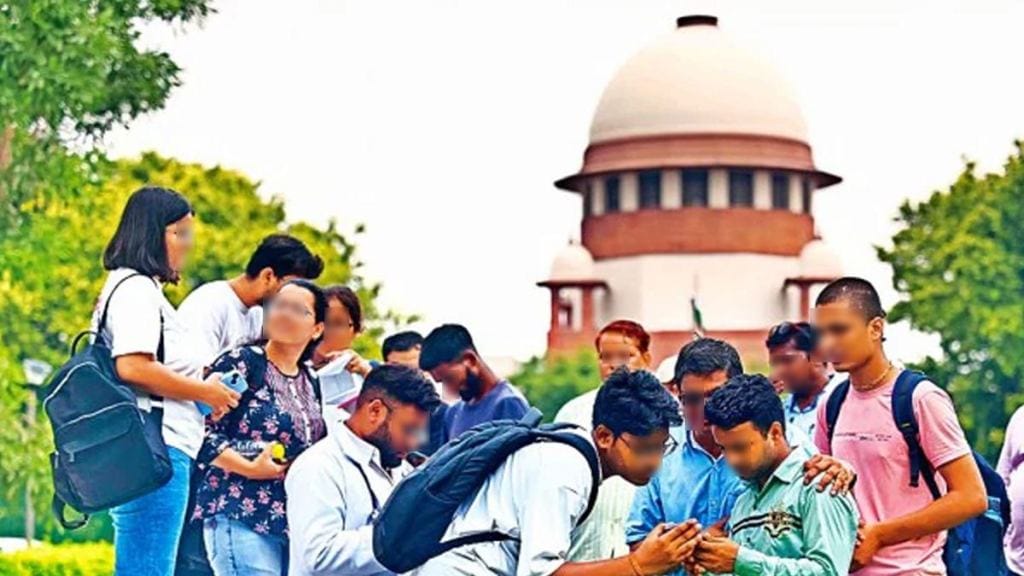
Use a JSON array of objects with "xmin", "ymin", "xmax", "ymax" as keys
[
  {"xmin": 813, "ymin": 373, "xmax": 972, "ymax": 576},
  {"xmin": 997, "ymin": 406, "xmax": 1024, "ymax": 575}
]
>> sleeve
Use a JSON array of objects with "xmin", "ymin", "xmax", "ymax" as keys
[
  {"xmin": 914, "ymin": 382, "xmax": 972, "ymax": 469},
  {"xmin": 178, "ymin": 289, "xmax": 226, "ymax": 366},
  {"xmin": 733, "ymin": 489, "xmax": 859, "ymax": 576},
  {"xmin": 196, "ymin": 351, "xmax": 250, "ymax": 466},
  {"xmin": 106, "ymin": 276, "xmax": 162, "ymax": 359},
  {"xmin": 515, "ymin": 444, "xmax": 592, "ymax": 576},
  {"xmin": 495, "ymin": 395, "xmax": 530, "ymax": 422},
  {"xmin": 812, "ymin": 401, "xmax": 832, "ymax": 456},
  {"xmin": 998, "ymin": 409, "xmax": 1023, "ymax": 482},
  {"xmin": 625, "ymin": 474, "xmax": 664, "ymax": 545},
  {"xmin": 285, "ymin": 455, "xmax": 387, "ymax": 575}
]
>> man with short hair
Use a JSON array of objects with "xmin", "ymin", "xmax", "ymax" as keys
[
  {"xmin": 420, "ymin": 324, "xmax": 529, "ymax": 440},
  {"xmin": 691, "ymin": 373, "xmax": 859, "ymax": 576},
  {"xmin": 286, "ymin": 364, "xmax": 441, "ymax": 575},
  {"xmin": 415, "ymin": 369, "xmax": 699, "ymax": 576},
  {"xmin": 382, "ymin": 330, "xmax": 448, "ymax": 456},
  {"xmin": 813, "ymin": 277, "xmax": 986, "ymax": 574},
  {"xmin": 766, "ymin": 321, "xmax": 836, "ymax": 439},
  {"xmin": 179, "ymin": 233, "xmax": 324, "ymax": 364}
]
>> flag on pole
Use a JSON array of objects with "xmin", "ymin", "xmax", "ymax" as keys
[{"xmin": 690, "ymin": 297, "xmax": 705, "ymax": 339}]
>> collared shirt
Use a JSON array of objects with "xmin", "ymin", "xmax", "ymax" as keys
[
  {"xmin": 783, "ymin": 374, "xmax": 843, "ymax": 440},
  {"xmin": 285, "ymin": 421, "xmax": 410, "ymax": 576},
  {"xmin": 414, "ymin": 431, "xmax": 597, "ymax": 576},
  {"xmin": 729, "ymin": 444, "xmax": 859, "ymax": 576},
  {"xmin": 627, "ymin": 426, "xmax": 814, "ymax": 576},
  {"xmin": 555, "ymin": 389, "xmax": 634, "ymax": 561}
]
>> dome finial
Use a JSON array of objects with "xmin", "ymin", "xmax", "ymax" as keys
[{"xmin": 676, "ymin": 15, "xmax": 718, "ymax": 28}]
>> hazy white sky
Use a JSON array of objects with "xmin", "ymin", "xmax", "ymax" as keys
[{"xmin": 107, "ymin": 0, "xmax": 1024, "ymax": 363}]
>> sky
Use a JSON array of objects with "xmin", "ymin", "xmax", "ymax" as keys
[{"xmin": 106, "ymin": 0, "xmax": 1024, "ymax": 364}]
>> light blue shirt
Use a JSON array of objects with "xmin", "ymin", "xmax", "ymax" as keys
[{"xmin": 783, "ymin": 373, "xmax": 844, "ymax": 440}]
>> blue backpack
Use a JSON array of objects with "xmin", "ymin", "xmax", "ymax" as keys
[
  {"xmin": 371, "ymin": 409, "xmax": 600, "ymax": 573},
  {"xmin": 825, "ymin": 370, "xmax": 1009, "ymax": 576}
]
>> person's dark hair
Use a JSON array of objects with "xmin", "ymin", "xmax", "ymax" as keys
[
  {"xmin": 765, "ymin": 321, "xmax": 819, "ymax": 354},
  {"xmin": 704, "ymin": 373, "xmax": 785, "ymax": 436},
  {"xmin": 673, "ymin": 338, "xmax": 744, "ymax": 382},
  {"xmin": 358, "ymin": 364, "xmax": 441, "ymax": 413},
  {"xmin": 815, "ymin": 276, "xmax": 887, "ymax": 320},
  {"xmin": 419, "ymin": 324, "xmax": 477, "ymax": 371},
  {"xmin": 277, "ymin": 279, "xmax": 328, "ymax": 362},
  {"xmin": 595, "ymin": 320, "xmax": 651, "ymax": 353},
  {"xmin": 323, "ymin": 285, "xmax": 363, "ymax": 332},
  {"xmin": 382, "ymin": 331, "xmax": 424, "ymax": 360},
  {"xmin": 245, "ymin": 234, "xmax": 324, "ymax": 280},
  {"xmin": 593, "ymin": 368, "xmax": 682, "ymax": 436},
  {"xmin": 103, "ymin": 186, "xmax": 194, "ymax": 283}
]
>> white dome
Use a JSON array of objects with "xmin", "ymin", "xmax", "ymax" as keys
[
  {"xmin": 549, "ymin": 243, "xmax": 598, "ymax": 282},
  {"xmin": 799, "ymin": 238, "xmax": 842, "ymax": 278},
  {"xmin": 589, "ymin": 16, "xmax": 809, "ymax": 145}
]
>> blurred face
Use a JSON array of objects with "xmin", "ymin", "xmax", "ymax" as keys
[
  {"xmin": 814, "ymin": 300, "xmax": 885, "ymax": 373},
  {"xmin": 595, "ymin": 425, "xmax": 675, "ymax": 486},
  {"xmin": 362, "ymin": 398, "xmax": 430, "ymax": 468},
  {"xmin": 596, "ymin": 331, "xmax": 652, "ymax": 380},
  {"xmin": 429, "ymin": 353, "xmax": 482, "ymax": 402},
  {"xmin": 386, "ymin": 346, "xmax": 421, "ymax": 370},
  {"xmin": 680, "ymin": 370, "xmax": 730, "ymax": 434},
  {"xmin": 265, "ymin": 284, "xmax": 324, "ymax": 348},
  {"xmin": 768, "ymin": 341, "xmax": 818, "ymax": 396},
  {"xmin": 164, "ymin": 213, "xmax": 195, "ymax": 274},
  {"xmin": 712, "ymin": 420, "xmax": 785, "ymax": 483},
  {"xmin": 320, "ymin": 298, "xmax": 358, "ymax": 353}
]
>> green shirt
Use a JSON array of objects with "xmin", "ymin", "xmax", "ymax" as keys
[{"xmin": 727, "ymin": 444, "xmax": 859, "ymax": 576}]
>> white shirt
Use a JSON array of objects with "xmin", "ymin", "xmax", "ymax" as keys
[
  {"xmin": 414, "ymin": 432, "xmax": 596, "ymax": 576},
  {"xmin": 286, "ymin": 421, "xmax": 411, "ymax": 576},
  {"xmin": 177, "ymin": 280, "xmax": 263, "ymax": 366},
  {"xmin": 91, "ymin": 268, "xmax": 205, "ymax": 458}
]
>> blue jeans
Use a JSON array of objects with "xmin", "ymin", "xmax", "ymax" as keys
[
  {"xmin": 203, "ymin": 516, "xmax": 288, "ymax": 576},
  {"xmin": 110, "ymin": 446, "xmax": 192, "ymax": 576}
]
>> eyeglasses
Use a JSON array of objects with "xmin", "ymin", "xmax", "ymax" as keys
[
  {"xmin": 268, "ymin": 299, "xmax": 314, "ymax": 319},
  {"xmin": 378, "ymin": 399, "xmax": 429, "ymax": 443},
  {"xmin": 620, "ymin": 434, "xmax": 678, "ymax": 458}
]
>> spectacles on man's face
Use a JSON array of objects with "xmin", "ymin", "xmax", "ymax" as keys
[
  {"xmin": 378, "ymin": 400, "xmax": 429, "ymax": 443},
  {"xmin": 620, "ymin": 434, "xmax": 678, "ymax": 458},
  {"xmin": 268, "ymin": 298, "xmax": 314, "ymax": 319}
]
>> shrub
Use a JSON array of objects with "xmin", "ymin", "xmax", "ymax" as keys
[{"xmin": 0, "ymin": 542, "xmax": 113, "ymax": 575}]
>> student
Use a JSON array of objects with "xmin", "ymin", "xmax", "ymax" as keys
[
  {"xmin": 555, "ymin": 320, "xmax": 653, "ymax": 561},
  {"xmin": 765, "ymin": 321, "xmax": 835, "ymax": 439},
  {"xmin": 415, "ymin": 369, "xmax": 699, "ymax": 576},
  {"xmin": 999, "ymin": 406, "xmax": 1024, "ymax": 576},
  {"xmin": 382, "ymin": 331, "xmax": 449, "ymax": 456},
  {"xmin": 312, "ymin": 285, "xmax": 372, "ymax": 376},
  {"xmin": 626, "ymin": 339, "xmax": 851, "ymax": 575},
  {"xmin": 192, "ymin": 280, "xmax": 329, "ymax": 576},
  {"xmin": 96, "ymin": 187, "xmax": 241, "ymax": 575},
  {"xmin": 691, "ymin": 373, "xmax": 858, "ymax": 576},
  {"xmin": 812, "ymin": 277, "xmax": 987, "ymax": 574},
  {"xmin": 178, "ymin": 234, "xmax": 324, "ymax": 365},
  {"xmin": 285, "ymin": 364, "xmax": 441, "ymax": 575},
  {"xmin": 419, "ymin": 324, "xmax": 529, "ymax": 440}
]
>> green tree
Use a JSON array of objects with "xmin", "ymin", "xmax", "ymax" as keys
[
  {"xmin": 0, "ymin": 152, "xmax": 404, "ymax": 540},
  {"xmin": 877, "ymin": 141, "xmax": 1024, "ymax": 460},
  {"xmin": 512, "ymin": 350, "xmax": 602, "ymax": 422}
]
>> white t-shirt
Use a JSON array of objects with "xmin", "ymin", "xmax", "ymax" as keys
[
  {"xmin": 177, "ymin": 280, "xmax": 263, "ymax": 366},
  {"xmin": 415, "ymin": 432, "xmax": 596, "ymax": 576},
  {"xmin": 91, "ymin": 268, "xmax": 206, "ymax": 458}
]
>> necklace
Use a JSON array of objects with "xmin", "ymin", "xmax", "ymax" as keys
[{"xmin": 859, "ymin": 362, "xmax": 894, "ymax": 391}]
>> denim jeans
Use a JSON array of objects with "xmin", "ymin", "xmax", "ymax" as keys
[
  {"xmin": 203, "ymin": 515, "xmax": 288, "ymax": 576},
  {"xmin": 110, "ymin": 446, "xmax": 193, "ymax": 576}
]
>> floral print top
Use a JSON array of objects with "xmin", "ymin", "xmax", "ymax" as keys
[{"xmin": 193, "ymin": 346, "xmax": 326, "ymax": 537}]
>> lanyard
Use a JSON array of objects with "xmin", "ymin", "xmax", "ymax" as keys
[{"xmin": 345, "ymin": 455, "xmax": 382, "ymax": 524}]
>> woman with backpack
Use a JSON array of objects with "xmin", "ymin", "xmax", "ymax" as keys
[
  {"xmin": 192, "ymin": 279, "xmax": 329, "ymax": 576},
  {"xmin": 95, "ymin": 187, "xmax": 242, "ymax": 575}
]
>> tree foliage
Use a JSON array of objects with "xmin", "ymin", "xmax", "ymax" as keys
[
  {"xmin": 512, "ymin": 350, "xmax": 602, "ymax": 422},
  {"xmin": 878, "ymin": 141, "xmax": 1024, "ymax": 460}
]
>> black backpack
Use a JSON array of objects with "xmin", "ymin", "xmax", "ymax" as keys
[
  {"xmin": 825, "ymin": 369, "xmax": 1009, "ymax": 576},
  {"xmin": 371, "ymin": 408, "xmax": 601, "ymax": 574},
  {"xmin": 43, "ymin": 273, "xmax": 172, "ymax": 529}
]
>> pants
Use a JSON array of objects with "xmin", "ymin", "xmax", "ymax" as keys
[
  {"xmin": 203, "ymin": 516, "xmax": 288, "ymax": 576},
  {"xmin": 111, "ymin": 446, "xmax": 193, "ymax": 576}
]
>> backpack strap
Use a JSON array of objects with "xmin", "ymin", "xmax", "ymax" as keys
[
  {"xmin": 824, "ymin": 379, "xmax": 851, "ymax": 448},
  {"xmin": 891, "ymin": 370, "xmax": 942, "ymax": 499},
  {"xmin": 541, "ymin": 429, "xmax": 602, "ymax": 525},
  {"xmin": 100, "ymin": 272, "xmax": 166, "ymax": 402}
]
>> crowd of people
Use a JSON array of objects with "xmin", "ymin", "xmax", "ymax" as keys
[{"xmin": 80, "ymin": 185, "xmax": 1018, "ymax": 576}]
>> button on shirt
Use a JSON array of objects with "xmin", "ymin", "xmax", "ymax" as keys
[
  {"xmin": 729, "ymin": 443, "xmax": 859, "ymax": 576},
  {"xmin": 414, "ymin": 431, "xmax": 596, "ymax": 576},
  {"xmin": 286, "ymin": 421, "xmax": 410, "ymax": 576}
]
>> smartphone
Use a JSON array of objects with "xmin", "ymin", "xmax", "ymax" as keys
[
  {"xmin": 198, "ymin": 369, "xmax": 248, "ymax": 416},
  {"xmin": 406, "ymin": 451, "xmax": 428, "ymax": 467}
]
